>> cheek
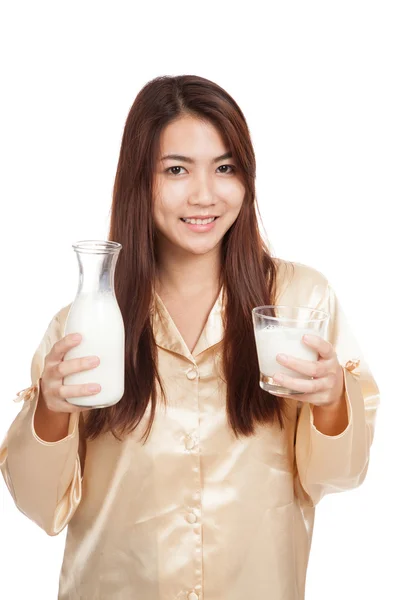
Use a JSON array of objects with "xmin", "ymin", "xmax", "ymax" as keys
[
  {"xmin": 218, "ymin": 177, "xmax": 245, "ymax": 200},
  {"xmin": 153, "ymin": 194, "xmax": 179, "ymax": 222},
  {"xmin": 153, "ymin": 195, "xmax": 172, "ymax": 234},
  {"xmin": 220, "ymin": 181, "xmax": 245, "ymax": 215},
  {"xmin": 154, "ymin": 180, "xmax": 187, "ymax": 214}
]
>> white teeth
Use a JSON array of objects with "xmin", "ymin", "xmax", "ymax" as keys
[{"xmin": 182, "ymin": 217, "xmax": 216, "ymax": 225}]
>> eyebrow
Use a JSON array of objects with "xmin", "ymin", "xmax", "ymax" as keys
[{"xmin": 160, "ymin": 151, "xmax": 233, "ymax": 164}]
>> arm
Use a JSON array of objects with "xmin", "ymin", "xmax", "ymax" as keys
[
  {"xmin": 34, "ymin": 385, "xmax": 71, "ymax": 442},
  {"xmin": 0, "ymin": 311, "xmax": 83, "ymax": 535},
  {"xmin": 295, "ymin": 282, "xmax": 380, "ymax": 506},
  {"xmin": 312, "ymin": 379, "xmax": 349, "ymax": 437}
]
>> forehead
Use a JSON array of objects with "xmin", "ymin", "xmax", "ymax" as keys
[{"xmin": 158, "ymin": 115, "xmax": 229, "ymax": 157}]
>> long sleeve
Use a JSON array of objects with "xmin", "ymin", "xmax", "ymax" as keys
[
  {"xmin": 295, "ymin": 281, "xmax": 380, "ymax": 506},
  {"xmin": 0, "ymin": 310, "xmax": 83, "ymax": 535}
]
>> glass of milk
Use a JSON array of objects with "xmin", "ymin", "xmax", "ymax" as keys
[
  {"xmin": 252, "ymin": 305, "xmax": 330, "ymax": 397},
  {"xmin": 63, "ymin": 240, "xmax": 125, "ymax": 408}
]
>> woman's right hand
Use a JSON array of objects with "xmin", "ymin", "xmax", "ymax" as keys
[{"xmin": 40, "ymin": 333, "xmax": 101, "ymax": 414}]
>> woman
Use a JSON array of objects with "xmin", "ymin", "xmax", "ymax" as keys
[{"xmin": 0, "ymin": 75, "xmax": 379, "ymax": 600}]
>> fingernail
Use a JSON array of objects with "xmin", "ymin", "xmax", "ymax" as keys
[
  {"xmin": 277, "ymin": 353, "xmax": 288, "ymax": 363},
  {"xmin": 303, "ymin": 335, "xmax": 311, "ymax": 342},
  {"xmin": 88, "ymin": 384, "xmax": 101, "ymax": 393},
  {"xmin": 71, "ymin": 334, "xmax": 81, "ymax": 341},
  {"xmin": 273, "ymin": 374, "xmax": 283, "ymax": 383}
]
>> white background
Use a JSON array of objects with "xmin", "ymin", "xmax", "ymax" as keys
[{"xmin": 0, "ymin": 1, "xmax": 398, "ymax": 598}]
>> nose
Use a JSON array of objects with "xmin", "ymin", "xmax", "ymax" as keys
[{"xmin": 188, "ymin": 173, "xmax": 216, "ymax": 207}]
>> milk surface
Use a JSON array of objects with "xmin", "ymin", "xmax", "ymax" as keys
[
  {"xmin": 255, "ymin": 325, "xmax": 319, "ymax": 379},
  {"xmin": 63, "ymin": 292, "xmax": 125, "ymax": 407}
]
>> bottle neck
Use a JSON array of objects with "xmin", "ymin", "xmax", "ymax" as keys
[{"xmin": 76, "ymin": 251, "xmax": 119, "ymax": 296}]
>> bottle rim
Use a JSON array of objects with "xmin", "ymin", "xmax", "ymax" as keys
[{"xmin": 72, "ymin": 240, "xmax": 122, "ymax": 254}]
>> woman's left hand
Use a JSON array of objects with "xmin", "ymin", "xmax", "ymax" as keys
[{"xmin": 272, "ymin": 334, "xmax": 345, "ymax": 408}]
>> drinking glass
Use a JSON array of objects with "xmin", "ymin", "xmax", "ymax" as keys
[{"xmin": 252, "ymin": 305, "xmax": 330, "ymax": 397}]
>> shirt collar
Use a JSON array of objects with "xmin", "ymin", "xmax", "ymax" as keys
[{"xmin": 150, "ymin": 286, "xmax": 225, "ymax": 361}]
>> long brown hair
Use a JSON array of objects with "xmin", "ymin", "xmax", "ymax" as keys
[{"xmin": 85, "ymin": 75, "xmax": 288, "ymax": 441}]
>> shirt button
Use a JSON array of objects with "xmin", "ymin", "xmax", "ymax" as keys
[
  {"xmin": 186, "ymin": 367, "xmax": 198, "ymax": 380},
  {"xmin": 188, "ymin": 593, "xmax": 199, "ymax": 600},
  {"xmin": 185, "ymin": 435, "xmax": 196, "ymax": 450},
  {"xmin": 186, "ymin": 512, "xmax": 197, "ymax": 524}
]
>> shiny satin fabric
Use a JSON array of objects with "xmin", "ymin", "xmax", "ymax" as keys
[{"xmin": 0, "ymin": 259, "xmax": 380, "ymax": 600}]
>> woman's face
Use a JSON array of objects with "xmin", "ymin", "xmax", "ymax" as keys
[{"xmin": 153, "ymin": 115, "xmax": 246, "ymax": 257}]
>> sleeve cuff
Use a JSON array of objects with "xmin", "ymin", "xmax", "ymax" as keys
[{"xmin": 296, "ymin": 367, "xmax": 369, "ymax": 499}]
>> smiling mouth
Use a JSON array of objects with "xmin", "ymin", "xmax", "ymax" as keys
[{"xmin": 180, "ymin": 217, "xmax": 218, "ymax": 225}]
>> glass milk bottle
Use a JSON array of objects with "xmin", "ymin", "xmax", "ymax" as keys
[{"xmin": 63, "ymin": 240, "xmax": 125, "ymax": 408}]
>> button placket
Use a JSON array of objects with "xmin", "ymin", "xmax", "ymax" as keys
[{"xmin": 182, "ymin": 359, "xmax": 202, "ymax": 600}]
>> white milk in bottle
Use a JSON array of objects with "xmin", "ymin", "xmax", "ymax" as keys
[{"xmin": 63, "ymin": 240, "xmax": 125, "ymax": 408}]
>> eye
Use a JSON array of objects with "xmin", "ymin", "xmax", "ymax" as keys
[
  {"xmin": 166, "ymin": 166, "xmax": 187, "ymax": 175},
  {"xmin": 216, "ymin": 164, "xmax": 236, "ymax": 174}
]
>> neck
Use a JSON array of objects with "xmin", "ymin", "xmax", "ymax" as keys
[{"xmin": 155, "ymin": 241, "xmax": 222, "ymax": 298}]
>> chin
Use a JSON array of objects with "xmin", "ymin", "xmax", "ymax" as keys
[{"xmin": 182, "ymin": 241, "xmax": 221, "ymax": 256}]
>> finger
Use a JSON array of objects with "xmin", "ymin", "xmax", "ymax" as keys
[
  {"xmin": 303, "ymin": 334, "xmax": 334, "ymax": 359},
  {"xmin": 48, "ymin": 334, "xmax": 82, "ymax": 363},
  {"xmin": 272, "ymin": 372, "xmax": 329, "ymax": 395},
  {"xmin": 58, "ymin": 382, "xmax": 102, "ymax": 400},
  {"xmin": 55, "ymin": 355, "xmax": 100, "ymax": 379},
  {"xmin": 276, "ymin": 353, "xmax": 327, "ymax": 378}
]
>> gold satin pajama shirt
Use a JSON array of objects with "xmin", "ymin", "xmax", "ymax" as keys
[{"xmin": 0, "ymin": 259, "xmax": 380, "ymax": 600}]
